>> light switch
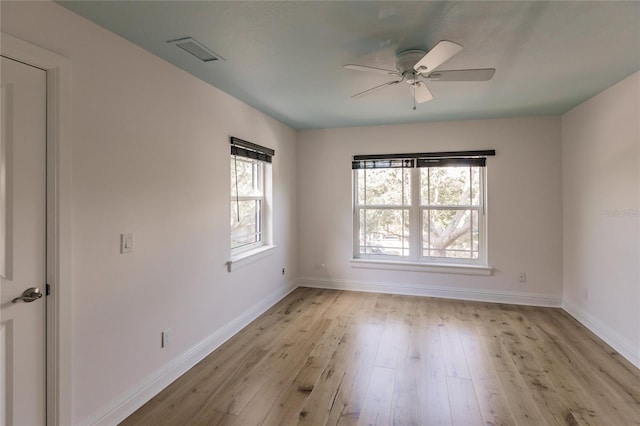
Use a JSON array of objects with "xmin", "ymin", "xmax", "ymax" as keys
[{"xmin": 120, "ymin": 232, "xmax": 134, "ymax": 254}]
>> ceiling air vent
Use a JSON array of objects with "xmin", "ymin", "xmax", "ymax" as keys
[{"xmin": 167, "ymin": 37, "xmax": 224, "ymax": 62}]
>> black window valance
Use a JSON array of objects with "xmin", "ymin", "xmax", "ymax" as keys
[
  {"xmin": 230, "ymin": 137, "xmax": 274, "ymax": 163},
  {"xmin": 351, "ymin": 159, "xmax": 415, "ymax": 169},
  {"xmin": 352, "ymin": 150, "xmax": 494, "ymax": 169}
]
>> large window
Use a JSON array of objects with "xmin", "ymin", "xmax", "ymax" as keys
[
  {"xmin": 353, "ymin": 151, "xmax": 492, "ymax": 265},
  {"xmin": 230, "ymin": 137, "xmax": 274, "ymax": 255}
]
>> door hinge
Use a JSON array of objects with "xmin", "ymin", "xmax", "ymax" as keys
[{"xmin": 46, "ymin": 284, "xmax": 51, "ymax": 296}]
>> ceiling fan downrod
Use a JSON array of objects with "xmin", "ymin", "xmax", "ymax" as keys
[{"xmin": 413, "ymin": 79, "xmax": 417, "ymax": 110}]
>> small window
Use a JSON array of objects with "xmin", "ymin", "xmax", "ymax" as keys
[
  {"xmin": 353, "ymin": 151, "xmax": 492, "ymax": 265},
  {"xmin": 230, "ymin": 137, "xmax": 274, "ymax": 255},
  {"xmin": 231, "ymin": 156, "xmax": 264, "ymax": 251}
]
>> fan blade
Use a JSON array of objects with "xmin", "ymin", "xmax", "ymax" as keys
[
  {"xmin": 414, "ymin": 40, "xmax": 463, "ymax": 74},
  {"xmin": 343, "ymin": 64, "xmax": 400, "ymax": 76},
  {"xmin": 413, "ymin": 81, "xmax": 433, "ymax": 103},
  {"xmin": 425, "ymin": 68, "xmax": 496, "ymax": 81},
  {"xmin": 351, "ymin": 80, "xmax": 402, "ymax": 99}
]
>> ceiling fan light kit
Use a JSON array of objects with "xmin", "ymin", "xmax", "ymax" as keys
[{"xmin": 344, "ymin": 40, "xmax": 495, "ymax": 109}]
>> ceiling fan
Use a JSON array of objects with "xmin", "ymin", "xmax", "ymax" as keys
[{"xmin": 343, "ymin": 41, "xmax": 495, "ymax": 109}]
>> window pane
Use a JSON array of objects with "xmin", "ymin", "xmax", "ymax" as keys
[
  {"xmin": 360, "ymin": 168, "xmax": 410, "ymax": 206},
  {"xmin": 231, "ymin": 157, "xmax": 261, "ymax": 196},
  {"xmin": 403, "ymin": 168, "xmax": 411, "ymax": 205},
  {"xmin": 471, "ymin": 210, "xmax": 479, "ymax": 252},
  {"xmin": 422, "ymin": 209, "xmax": 478, "ymax": 259},
  {"xmin": 471, "ymin": 167, "xmax": 481, "ymax": 205},
  {"xmin": 231, "ymin": 199, "xmax": 261, "ymax": 248},
  {"xmin": 358, "ymin": 209, "xmax": 365, "ymax": 254},
  {"xmin": 422, "ymin": 167, "xmax": 478, "ymax": 206},
  {"xmin": 361, "ymin": 209, "xmax": 409, "ymax": 256},
  {"xmin": 357, "ymin": 170, "xmax": 365, "ymax": 205}
]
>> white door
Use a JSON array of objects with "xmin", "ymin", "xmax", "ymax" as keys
[{"xmin": 0, "ymin": 56, "xmax": 47, "ymax": 425}]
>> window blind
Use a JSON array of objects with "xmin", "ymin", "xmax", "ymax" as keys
[
  {"xmin": 352, "ymin": 150, "xmax": 494, "ymax": 169},
  {"xmin": 230, "ymin": 136, "xmax": 275, "ymax": 163},
  {"xmin": 351, "ymin": 159, "xmax": 415, "ymax": 169}
]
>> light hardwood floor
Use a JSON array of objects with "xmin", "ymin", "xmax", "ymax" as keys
[{"xmin": 121, "ymin": 287, "xmax": 640, "ymax": 425}]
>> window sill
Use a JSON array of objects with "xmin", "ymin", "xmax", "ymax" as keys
[
  {"xmin": 227, "ymin": 245, "xmax": 277, "ymax": 272},
  {"xmin": 349, "ymin": 258, "xmax": 492, "ymax": 276}
]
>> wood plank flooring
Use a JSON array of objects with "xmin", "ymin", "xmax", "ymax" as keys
[{"xmin": 121, "ymin": 287, "xmax": 640, "ymax": 426}]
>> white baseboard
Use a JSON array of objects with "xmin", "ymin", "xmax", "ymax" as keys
[
  {"xmin": 87, "ymin": 281, "xmax": 298, "ymax": 426},
  {"xmin": 298, "ymin": 276, "xmax": 562, "ymax": 307},
  {"xmin": 563, "ymin": 299, "xmax": 640, "ymax": 369}
]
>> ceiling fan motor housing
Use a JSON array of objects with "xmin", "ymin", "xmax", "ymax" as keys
[{"xmin": 395, "ymin": 50, "xmax": 426, "ymax": 83}]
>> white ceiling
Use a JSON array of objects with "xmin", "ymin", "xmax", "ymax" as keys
[{"xmin": 57, "ymin": 1, "xmax": 640, "ymax": 130}]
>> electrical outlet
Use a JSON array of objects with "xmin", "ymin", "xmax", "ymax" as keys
[
  {"xmin": 519, "ymin": 272, "xmax": 527, "ymax": 283},
  {"xmin": 161, "ymin": 329, "xmax": 171, "ymax": 348}
]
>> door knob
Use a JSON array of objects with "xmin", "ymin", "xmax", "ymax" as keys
[{"xmin": 11, "ymin": 287, "xmax": 43, "ymax": 303}]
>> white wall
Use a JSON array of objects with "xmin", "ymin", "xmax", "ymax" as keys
[
  {"xmin": 2, "ymin": 1, "xmax": 298, "ymax": 424},
  {"xmin": 297, "ymin": 117, "xmax": 563, "ymax": 304},
  {"xmin": 561, "ymin": 71, "xmax": 640, "ymax": 367}
]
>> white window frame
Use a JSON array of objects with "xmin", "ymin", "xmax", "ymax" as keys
[
  {"xmin": 353, "ymin": 165, "xmax": 487, "ymax": 266},
  {"xmin": 231, "ymin": 156, "xmax": 265, "ymax": 255}
]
